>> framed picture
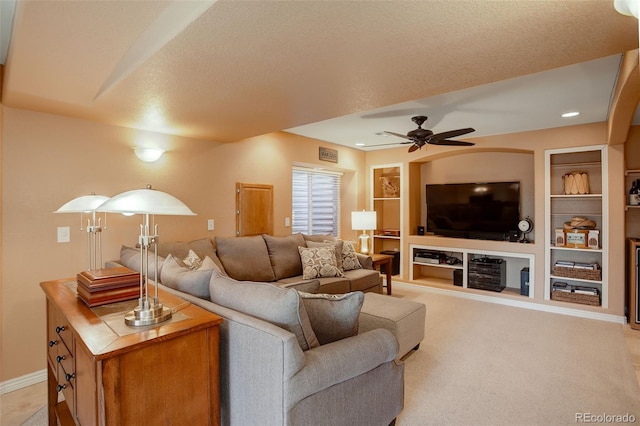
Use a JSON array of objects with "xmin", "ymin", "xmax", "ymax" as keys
[
  {"xmin": 566, "ymin": 230, "xmax": 588, "ymax": 248},
  {"xmin": 554, "ymin": 229, "xmax": 565, "ymax": 246}
]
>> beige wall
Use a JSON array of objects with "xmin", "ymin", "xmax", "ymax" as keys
[
  {"xmin": 1, "ymin": 106, "xmax": 366, "ymax": 382},
  {"xmin": 1, "ymin": 103, "xmax": 636, "ymax": 383}
]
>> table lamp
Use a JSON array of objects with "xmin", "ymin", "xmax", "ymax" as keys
[
  {"xmin": 351, "ymin": 211, "xmax": 377, "ymax": 254},
  {"xmin": 55, "ymin": 193, "xmax": 110, "ymax": 271},
  {"xmin": 97, "ymin": 185, "xmax": 196, "ymax": 326}
]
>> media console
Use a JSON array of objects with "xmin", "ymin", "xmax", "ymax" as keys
[{"xmin": 409, "ymin": 241, "xmax": 534, "ymax": 297}]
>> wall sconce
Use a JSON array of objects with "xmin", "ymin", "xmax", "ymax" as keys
[
  {"xmin": 134, "ymin": 147, "xmax": 165, "ymax": 162},
  {"xmin": 351, "ymin": 211, "xmax": 377, "ymax": 254}
]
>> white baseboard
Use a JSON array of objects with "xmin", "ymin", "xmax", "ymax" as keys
[
  {"xmin": 0, "ymin": 369, "xmax": 47, "ymax": 396},
  {"xmin": 394, "ymin": 281, "xmax": 627, "ymax": 324}
]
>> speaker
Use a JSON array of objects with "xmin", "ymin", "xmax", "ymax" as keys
[
  {"xmin": 453, "ymin": 269, "xmax": 463, "ymax": 286},
  {"xmin": 417, "ymin": 226, "xmax": 425, "ymax": 235},
  {"xmin": 520, "ymin": 267, "xmax": 530, "ymax": 296}
]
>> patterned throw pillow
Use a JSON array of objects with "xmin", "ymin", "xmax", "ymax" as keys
[
  {"xmin": 183, "ymin": 249, "xmax": 202, "ymax": 270},
  {"xmin": 341, "ymin": 240, "xmax": 362, "ymax": 271},
  {"xmin": 298, "ymin": 246, "xmax": 345, "ymax": 279}
]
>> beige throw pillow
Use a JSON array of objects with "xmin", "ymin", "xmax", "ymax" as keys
[
  {"xmin": 160, "ymin": 254, "xmax": 216, "ymax": 300},
  {"xmin": 299, "ymin": 291, "xmax": 364, "ymax": 344},
  {"xmin": 298, "ymin": 246, "xmax": 344, "ymax": 279}
]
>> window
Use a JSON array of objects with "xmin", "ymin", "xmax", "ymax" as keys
[{"xmin": 292, "ymin": 167, "xmax": 341, "ymax": 237}]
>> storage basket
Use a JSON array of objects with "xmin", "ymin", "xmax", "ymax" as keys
[
  {"xmin": 553, "ymin": 266, "xmax": 601, "ymax": 281},
  {"xmin": 563, "ymin": 171, "xmax": 590, "ymax": 195},
  {"xmin": 551, "ymin": 290, "xmax": 600, "ymax": 306}
]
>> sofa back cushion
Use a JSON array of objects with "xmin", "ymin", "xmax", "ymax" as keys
[
  {"xmin": 263, "ymin": 233, "xmax": 306, "ymax": 280},
  {"xmin": 209, "ymin": 271, "xmax": 319, "ymax": 350},
  {"xmin": 156, "ymin": 238, "xmax": 217, "ymax": 262},
  {"xmin": 215, "ymin": 235, "xmax": 276, "ymax": 282}
]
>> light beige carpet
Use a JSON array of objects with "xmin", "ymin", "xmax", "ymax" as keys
[
  {"xmin": 394, "ymin": 283, "xmax": 640, "ymax": 426},
  {"xmin": 17, "ymin": 283, "xmax": 640, "ymax": 426}
]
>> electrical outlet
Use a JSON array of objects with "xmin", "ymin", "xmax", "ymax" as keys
[
  {"xmin": 207, "ymin": 219, "xmax": 214, "ymax": 231},
  {"xmin": 57, "ymin": 226, "xmax": 70, "ymax": 243}
]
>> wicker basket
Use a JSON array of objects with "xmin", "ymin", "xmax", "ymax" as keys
[
  {"xmin": 551, "ymin": 290, "xmax": 600, "ymax": 306},
  {"xmin": 553, "ymin": 266, "xmax": 601, "ymax": 281}
]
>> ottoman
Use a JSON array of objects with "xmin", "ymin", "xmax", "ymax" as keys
[{"xmin": 359, "ymin": 293, "xmax": 426, "ymax": 360}]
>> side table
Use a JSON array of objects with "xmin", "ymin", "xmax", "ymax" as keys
[
  {"xmin": 41, "ymin": 278, "xmax": 223, "ymax": 425},
  {"xmin": 370, "ymin": 253, "xmax": 394, "ymax": 295}
]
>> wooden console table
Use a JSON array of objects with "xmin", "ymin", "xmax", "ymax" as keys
[
  {"xmin": 370, "ymin": 253, "xmax": 394, "ymax": 295},
  {"xmin": 41, "ymin": 278, "xmax": 223, "ymax": 425}
]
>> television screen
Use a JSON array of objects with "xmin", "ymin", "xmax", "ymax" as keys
[{"xmin": 426, "ymin": 182, "xmax": 520, "ymax": 241}]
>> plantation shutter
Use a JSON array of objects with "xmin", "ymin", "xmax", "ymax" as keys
[{"xmin": 292, "ymin": 167, "xmax": 341, "ymax": 237}]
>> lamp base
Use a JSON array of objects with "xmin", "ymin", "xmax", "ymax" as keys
[
  {"xmin": 358, "ymin": 233, "xmax": 371, "ymax": 254},
  {"xmin": 125, "ymin": 299, "xmax": 172, "ymax": 326}
]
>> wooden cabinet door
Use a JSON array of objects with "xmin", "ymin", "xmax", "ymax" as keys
[{"xmin": 236, "ymin": 183, "xmax": 273, "ymax": 236}]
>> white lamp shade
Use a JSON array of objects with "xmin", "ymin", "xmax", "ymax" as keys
[
  {"xmin": 615, "ymin": 0, "xmax": 639, "ymax": 17},
  {"xmin": 96, "ymin": 187, "xmax": 196, "ymax": 216},
  {"xmin": 134, "ymin": 147, "xmax": 165, "ymax": 162},
  {"xmin": 351, "ymin": 211, "xmax": 377, "ymax": 231},
  {"xmin": 55, "ymin": 194, "xmax": 110, "ymax": 213}
]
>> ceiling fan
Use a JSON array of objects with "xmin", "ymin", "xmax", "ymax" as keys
[{"xmin": 377, "ymin": 116, "xmax": 476, "ymax": 152}]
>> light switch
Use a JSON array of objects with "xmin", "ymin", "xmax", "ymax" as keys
[
  {"xmin": 285, "ymin": 217, "xmax": 291, "ymax": 227},
  {"xmin": 57, "ymin": 227, "xmax": 70, "ymax": 243},
  {"xmin": 207, "ymin": 219, "xmax": 215, "ymax": 231}
]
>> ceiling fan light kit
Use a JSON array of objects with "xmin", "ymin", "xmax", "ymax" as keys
[{"xmin": 378, "ymin": 115, "xmax": 476, "ymax": 152}]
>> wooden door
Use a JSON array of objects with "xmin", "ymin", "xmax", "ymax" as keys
[{"xmin": 236, "ymin": 183, "xmax": 273, "ymax": 236}]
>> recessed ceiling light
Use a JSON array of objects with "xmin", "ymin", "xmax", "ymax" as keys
[
  {"xmin": 355, "ymin": 142, "xmax": 366, "ymax": 146},
  {"xmin": 561, "ymin": 111, "xmax": 580, "ymax": 118}
]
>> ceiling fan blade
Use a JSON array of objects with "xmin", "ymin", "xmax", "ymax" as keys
[
  {"xmin": 370, "ymin": 141, "xmax": 414, "ymax": 147},
  {"xmin": 429, "ymin": 139, "xmax": 475, "ymax": 146},
  {"xmin": 384, "ymin": 131, "xmax": 413, "ymax": 140},
  {"xmin": 431, "ymin": 128, "xmax": 475, "ymax": 140}
]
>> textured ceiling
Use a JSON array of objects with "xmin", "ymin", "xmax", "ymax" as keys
[{"xmin": 1, "ymin": 1, "xmax": 638, "ymax": 145}]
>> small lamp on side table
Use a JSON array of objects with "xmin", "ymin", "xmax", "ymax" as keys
[
  {"xmin": 351, "ymin": 211, "xmax": 377, "ymax": 254},
  {"xmin": 97, "ymin": 185, "xmax": 196, "ymax": 326}
]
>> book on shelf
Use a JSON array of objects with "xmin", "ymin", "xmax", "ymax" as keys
[
  {"xmin": 573, "ymin": 262, "xmax": 597, "ymax": 270},
  {"xmin": 555, "ymin": 261, "xmax": 575, "ymax": 267},
  {"xmin": 573, "ymin": 286, "xmax": 599, "ymax": 295},
  {"xmin": 552, "ymin": 282, "xmax": 571, "ymax": 292}
]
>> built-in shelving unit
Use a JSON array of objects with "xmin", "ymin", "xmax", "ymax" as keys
[
  {"xmin": 544, "ymin": 145, "xmax": 608, "ymax": 308},
  {"xmin": 370, "ymin": 164, "xmax": 403, "ymax": 275}
]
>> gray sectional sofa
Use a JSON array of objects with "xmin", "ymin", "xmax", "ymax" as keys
[{"xmin": 107, "ymin": 234, "xmax": 403, "ymax": 425}]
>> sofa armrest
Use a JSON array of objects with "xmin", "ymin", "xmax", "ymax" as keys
[
  {"xmin": 285, "ymin": 328, "xmax": 398, "ymax": 409},
  {"xmin": 357, "ymin": 253, "xmax": 374, "ymax": 269}
]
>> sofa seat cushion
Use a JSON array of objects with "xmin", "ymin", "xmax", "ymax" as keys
[
  {"xmin": 299, "ymin": 291, "xmax": 364, "ymax": 345},
  {"xmin": 344, "ymin": 269, "xmax": 381, "ymax": 292},
  {"xmin": 160, "ymin": 254, "xmax": 221, "ymax": 300},
  {"xmin": 209, "ymin": 271, "xmax": 319, "ymax": 351},
  {"xmin": 263, "ymin": 233, "xmax": 306, "ymax": 280},
  {"xmin": 215, "ymin": 235, "xmax": 275, "ymax": 282},
  {"xmin": 278, "ymin": 275, "xmax": 350, "ymax": 294}
]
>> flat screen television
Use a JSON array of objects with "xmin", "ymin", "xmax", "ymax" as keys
[{"xmin": 426, "ymin": 181, "xmax": 520, "ymax": 241}]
